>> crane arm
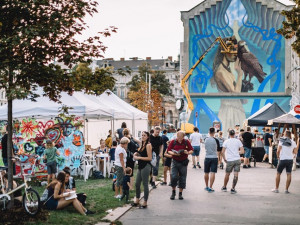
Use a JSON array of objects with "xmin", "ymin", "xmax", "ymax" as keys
[{"xmin": 180, "ymin": 36, "xmax": 237, "ymax": 112}]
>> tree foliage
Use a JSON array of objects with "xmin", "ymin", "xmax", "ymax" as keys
[
  {"xmin": 0, "ymin": 0, "xmax": 117, "ymax": 101},
  {"xmin": 0, "ymin": 0, "xmax": 116, "ymax": 203},
  {"xmin": 277, "ymin": 0, "xmax": 300, "ymax": 56},
  {"xmin": 127, "ymin": 63, "xmax": 173, "ymax": 96},
  {"xmin": 128, "ymin": 82, "xmax": 163, "ymax": 127}
]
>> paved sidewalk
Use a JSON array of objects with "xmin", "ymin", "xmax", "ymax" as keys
[{"xmin": 120, "ymin": 157, "xmax": 300, "ymax": 225}]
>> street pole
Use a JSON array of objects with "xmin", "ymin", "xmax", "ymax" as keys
[{"xmin": 149, "ymin": 72, "xmax": 151, "ymax": 95}]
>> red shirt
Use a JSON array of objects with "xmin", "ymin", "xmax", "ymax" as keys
[{"xmin": 167, "ymin": 139, "xmax": 193, "ymax": 161}]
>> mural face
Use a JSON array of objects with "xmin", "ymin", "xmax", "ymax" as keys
[
  {"xmin": 0, "ymin": 117, "xmax": 85, "ymax": 176},
  {"xmin": 188, "ymin": 0, "xmax": 289, "ymax": 133}
]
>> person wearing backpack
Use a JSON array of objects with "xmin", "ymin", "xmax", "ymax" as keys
[
  {"xmin": 132, "ymin": 131, "xmax": 152, "ymax": 208},
  {"xmin": 123, "ymin": 128, "xmax": 141, "ymax": 189},
  {"xmin": 167, "ymin": 131, "xmax": 193, "ymax": 200}
]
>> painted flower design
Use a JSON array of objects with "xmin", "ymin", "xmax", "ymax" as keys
[{"xmin": 20, "ymin": 118, "xmax": 39, "ymax": 138}]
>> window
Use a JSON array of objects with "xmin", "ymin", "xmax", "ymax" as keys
[
  {"xmin": 166, "ymin": 63, "xmax": 169, "ymax": 67},
  {"xmin": 120, "ymin": 88, "xmax": 125, "ymax": 99}
]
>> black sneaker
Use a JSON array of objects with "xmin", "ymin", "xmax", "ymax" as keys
[
  {"xmin": 151, "ymin": 182, "xmax": 156, "ymax": 188},
  {"xmin": 248, "ymin": 165, "xmax": 251, "ymax": 168},
  {"xmin": 86, "ymin": 209, "xmax": 95, "ymax": 215},
  {"xmin": 170, "ymin": 191, "xmax": 176, "ymax": 200},
  {"xmin": 243, "ymin": 165, "xmax": 248, "ymax": 168},
  {"xmin": 160, "ymin": 182, "xmax": 167, "ymax": 185},
  {"xmin": 179, "ymin": 193, "xmax": 184, "ymax": 200},
  {"xmin": 193, "ymin": 165, "xmax": 196, "ymax": 169},
  {"xmin": 231, "ymin": 188, "xmax": 237, "ymax": 194},
  {"xmin": 221, "ymin": 186, "xmax": 227, "ymax": 192},
  {"xmin": 197, "ymin": 164, "xmax": 201, "ymax": 169}
]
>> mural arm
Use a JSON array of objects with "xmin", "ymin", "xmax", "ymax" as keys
[{"xmin": 181, "ymin": 37, "xmax": 238, "ymax": 118}]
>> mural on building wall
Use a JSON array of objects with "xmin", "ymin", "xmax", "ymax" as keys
[
  {"xmin": 0, "ymin": 117, "xmax": 85, "ymax": 176},
  {"xmin": 188, "ymin": 0, "xmax": 289, "ymax": 133}
]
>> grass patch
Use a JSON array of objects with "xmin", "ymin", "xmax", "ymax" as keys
[{"xmin": 22, "ymin": 160, "xmax": 165, "ymax": 225}]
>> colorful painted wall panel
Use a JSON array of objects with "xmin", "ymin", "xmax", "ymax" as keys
[
  {"xmin": 187, "ymin": 0, "xmax": 288, "ymax": 133},
  {"xmin": 0, "ymin": 117, "xmax": 85, "ymax": 176}
]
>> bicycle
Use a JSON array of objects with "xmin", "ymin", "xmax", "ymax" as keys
[{"xmin": 0, "ymin": 156, "xmax": 41, "ymax": 216}]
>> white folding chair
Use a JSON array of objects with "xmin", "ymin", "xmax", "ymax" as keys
[{"xmin": 83, "ymin": 151, "xmax": 96, "ymax": 181}]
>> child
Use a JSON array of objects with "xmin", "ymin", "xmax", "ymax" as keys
[
  {"xmin": 120, "ymin": 167, "xmax": 132, "ymax": 203},
  {"xmin": 44, "ymin": 140, "xmax": 60, "ymax": 184}
]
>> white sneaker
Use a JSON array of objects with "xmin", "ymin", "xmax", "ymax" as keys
[
  {"xmin": 116, "ymin": 194, "xmax": 122, "ymax": 199},
  {"xmin": 271, "ymin": 189, "xmax": 279, "ymax": 193}
]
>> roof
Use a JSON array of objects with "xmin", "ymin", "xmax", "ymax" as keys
[
  {"xmin": 182, "ymin": 0, "xmax": 294, "ymax": 13},
  {"xmin": 95, "ymin": 59, "xmax": 180, "ymax": 71},
  {"xmin": 246, "ymin": 103, "xmax": 286, "ymax": 126},
  {"xmin": 268, "ymin": 114, "xmax": 300, "ymax": 127}
]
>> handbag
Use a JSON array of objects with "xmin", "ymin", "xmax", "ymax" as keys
[
  {"xmin": 150, "ymin": 151, "xmax": 157, "ymax": 167},
  {"xmin": 181, "ymin": 158, "xmax": 189, "ymax": 166}
]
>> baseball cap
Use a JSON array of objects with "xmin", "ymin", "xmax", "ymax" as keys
[{"xmin": 46, "ymin": 140, "xmax": 52, "ymax": 144}]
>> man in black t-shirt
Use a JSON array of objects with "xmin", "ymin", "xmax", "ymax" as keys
[
  {"xmin": 150, "ymin": 126, "xmax": 163, "ymax": 188},
  {"xmin": 262, "ymin": 128, "xmax": 272, "ymax": 162},
  {"xmin": 242, "ymin": 127, "xmax": 254, "ymax": 168}
]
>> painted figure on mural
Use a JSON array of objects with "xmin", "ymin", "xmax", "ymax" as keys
[{"xmin": 212, "ymin": 36, "xmax": 246, "ymax": 134}]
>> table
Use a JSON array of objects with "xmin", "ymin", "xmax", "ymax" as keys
[
  {"xmin": 252, "ymin": 147, "xmax": 265, "ymax": 162},
  {"xmin": 96, "ymin": 153, "xmax": 110, "ymax": 178}
]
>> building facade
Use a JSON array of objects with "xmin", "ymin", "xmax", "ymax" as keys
[
  {"xmin": 95, "ymin": 57, "xmax": 182, "ymax": 127},
  {"xmin": 180, "ymin": 0, "xmax": 298, "ymax": 133}
]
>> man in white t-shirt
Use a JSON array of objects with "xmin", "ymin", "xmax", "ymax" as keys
[
  {"xmin": 272, "ymin": 130, "xmax": 298, "ymax": 194},
  {"xmin": 189, "ymin": 127, "xmax": 203, "ymax": 169},
  {"xmin": 221, "ymin": 129, "xmax": 244, "ymax": 194}
]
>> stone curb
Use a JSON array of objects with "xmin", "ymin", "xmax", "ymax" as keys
[{"xmin": 99, "ymin": 180, "xmax": 160, "ymax": 224}]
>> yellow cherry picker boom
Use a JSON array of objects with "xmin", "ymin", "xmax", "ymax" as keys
[{"xmin": 180, "ymin": 36, "xmax": 238, "ymax": 133}]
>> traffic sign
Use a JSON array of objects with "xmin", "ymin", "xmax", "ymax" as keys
[{"xmin": 294, "ymin": 105, "xmax": 300, "ymax": 114}]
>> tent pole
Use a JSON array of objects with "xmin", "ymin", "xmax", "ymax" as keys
[
  {"xmin": 132, "ymin": 117, "xmax": 135, "ymax": 137},
  {"xmin": 86, "ymin": 119, "xmax": 89, "ymax": 145}
]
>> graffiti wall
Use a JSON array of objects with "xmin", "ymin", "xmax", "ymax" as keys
[
  {"xmin": 0, "ymin": 117, "xmax": 85, "ymax": 176},
  {"xmin": 185, "ymin": 0, "xmax": 290, "ymax": 133}
]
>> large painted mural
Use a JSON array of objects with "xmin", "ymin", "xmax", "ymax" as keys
[
  {"xmin": 187, "ymin": 0, "xmax": 290, "ymax": 133},
  {"xmin": 0, "ymin": 117, "xmax": 85, "ymax": 177}
]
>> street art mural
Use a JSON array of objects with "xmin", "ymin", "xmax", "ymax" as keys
[
  {"xmin": 187, "ymin": 0, "xmax": 290, "ymax": 133},
  {"xmin": 0, "ymin": 117, "xmax": 85, "ymax": 176}
]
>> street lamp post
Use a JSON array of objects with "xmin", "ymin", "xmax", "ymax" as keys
[{"xmin": 287, "ymin": 66, "xmax": 300, "ymax": 111}]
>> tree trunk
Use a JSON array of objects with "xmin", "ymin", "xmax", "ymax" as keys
[{"xmin": 7, "ymin": 68, "xmax": 14, "ymax": 208}]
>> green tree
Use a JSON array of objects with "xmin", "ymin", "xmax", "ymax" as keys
[
  {"xmin": 277, "ymin": 0, "xmax": 300, "ymax": 56},
  {"xmin": 0, "ymin": 0, "xmax": 116, "ymax": 205},
  {"xmin": 127, "ymin": 63, "xmax": 173, "ymax": 96}
]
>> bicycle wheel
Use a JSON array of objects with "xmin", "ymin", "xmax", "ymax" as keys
[{"xmin": 23, "ymin": 188, "xmax": 41, "ymax": 216}]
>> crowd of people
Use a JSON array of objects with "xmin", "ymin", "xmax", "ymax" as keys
[{"xmin": 1, "ymin": 121, "xmax": 300, "ymax": 215}]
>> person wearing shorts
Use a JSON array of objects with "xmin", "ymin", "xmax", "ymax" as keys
[
  {"xmin": 204, "ymin": 127, "xmax": 218, "ymax": 192},
  {"xmin": 221, "ymin": 129, "xmax": 244, "ymax": 194},
  {"xmin": 272, "ymin": 130, "xmax": 298, "ymax": 193},
  {"xmin": 44, "ymin": 140, "xmax": 60, "ymax": 184},
  {"xmin": 189, "ymin": 127, "xmax": 202, "ymax": 169},
  {"xmin": 242, "ymin": 126, "xmax": 254, "ymax": 168},
  {"xmin": 161, "ymin": 150, "xmax": 172, "ymax": 185}
]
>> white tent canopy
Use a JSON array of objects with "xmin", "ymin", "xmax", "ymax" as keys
[
  {"xmin": 268, "ymin": 113, "xmax": 300, "ymax": 126},
  {"xmin": 86, "ymin": 89, "xmax": 147, "ymax": 120},
  {"xmin": 0, "ymin": 89, "xmax": 147, "ymax": 120},
  {"xmin": 0, "ymin": 91, "xmax": 112, "ymax": 120}
]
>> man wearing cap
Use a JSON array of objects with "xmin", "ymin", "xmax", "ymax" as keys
[{"xmin": 221, "ymin": 129, "xmax": 244, "ymax": 194}]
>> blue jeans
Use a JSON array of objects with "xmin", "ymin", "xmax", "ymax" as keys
[
  {"xmin": 152, "ymin": 155, "xmax": 160, "ymax": 176},
  {"xmin": 264, "ymin": 146, "xmax": 270, "ymax": 155},
  {"xmin": 244, "ymin": 147, "xmax": 252, "ymax": 158},
  {"xmin": 2, "ymin": 157, "xmax": 8, "ymax": 167}
]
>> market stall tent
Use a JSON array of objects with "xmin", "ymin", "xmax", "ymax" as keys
[
  {"xmin": 0, "ymin": 91, "xmax": 112, "ymax": 120},
  {"xmin": 245, "ymin": 103, "xmax": 286, "ymax": 127},
  {"xmin": 268, "ymin": 113, "xmax": 300, "ymax": 127}
]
